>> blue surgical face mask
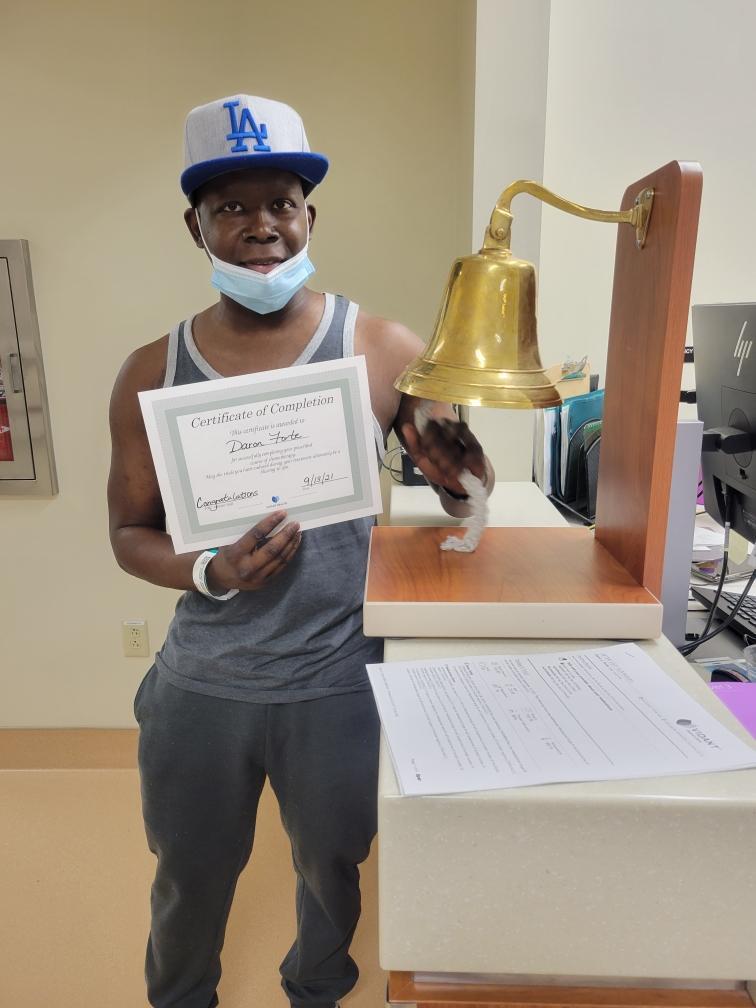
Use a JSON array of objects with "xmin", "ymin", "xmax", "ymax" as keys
[{"xmin": 195, "ymin": 209, "xmax": 315, "ymax": 314}]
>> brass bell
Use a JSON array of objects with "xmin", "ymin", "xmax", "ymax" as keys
[
  {"xmin": 395, "ymin": 243, "xmax": 561, "ymax": 409},
  {"xmin": 395, "ymin": 179, "xmax": 654, "ymax": 410}
]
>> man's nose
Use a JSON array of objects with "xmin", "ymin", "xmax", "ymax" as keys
[{"xmin": 242, "ymin": 211, "xmax": 277, "ymax": 242}]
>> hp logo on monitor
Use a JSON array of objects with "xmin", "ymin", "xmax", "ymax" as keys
[{"xmin": 735, "ymin": 320, "xmax": 752, "ymax": 377}]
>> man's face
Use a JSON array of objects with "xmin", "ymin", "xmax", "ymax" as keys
[{"xmin": 185, "ymin": 168, "xmax": 315, "ymax": 271}]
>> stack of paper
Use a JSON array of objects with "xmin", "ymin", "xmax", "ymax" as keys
[{"xmin": 692, "ymin": 525, "xmax": 725, "ymax": 559}]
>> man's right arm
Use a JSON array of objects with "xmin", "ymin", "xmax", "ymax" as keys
[
  {"xmin": 108, "ymin": 341, "xmax": 199, "ymax": 590},
  {"xmin": 107, "ymin": 344, "xmax": 302, "ymax": 594}
]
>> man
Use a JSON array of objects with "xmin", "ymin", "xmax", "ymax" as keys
[{"xmin": 108, "ymin": 94, "xmax": 492, "ymax": 1008}]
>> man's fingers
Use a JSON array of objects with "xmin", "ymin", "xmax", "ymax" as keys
[
  {"xmin": 244, "ymin": 532, "xmax": 302, "ymax": 584},
  {"xmin": 427, "ymin": 420, "xmax": 483, "ymax": 467},
  {"xmin": 402, "ymin": 421, "xmax": 452, "ymax": 484},
  {"xmin": 236, "ymin": 522, "xmax": 301, "ymax": 582},
  {"xmin": 439, "ymin": 420, "xmax": 485, "ymax": 478},
  {"xmin": 255, "ymin": 522, "xmax": 301, "ymax": 568},
  {"xmin": 256, "ymin": 529, "xmax": 303, "ymax": 579},
  {"xmin": 231, "ymin": 510, "xmax": 288, "ymax": 558},
  {"xmin": 422, "ymin": 421, "xmax": 463, "ymax": 477},
  {"xmin": 452, "ymin": 421, "xmax": 484, "ymax": 459},
  {"xmin": 406, "ymin": 416, "xmax": 486, "ymax": 489}
]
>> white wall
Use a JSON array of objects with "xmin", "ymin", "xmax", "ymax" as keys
[
  {"xmin": 471, "ymin": 0, "xmax": 756, "ymax": 471},
  {"xmin": 538, "ymin": 0, "xmax": 756, "ymax": 384},
  {"xmin": 467, "ymin": 0, "xmax": 551, "ymax": 478}
]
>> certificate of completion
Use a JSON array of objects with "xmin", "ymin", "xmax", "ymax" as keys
[{"xmin": 139, "ymin": 356, "xmax": 383, "ymax": 554}]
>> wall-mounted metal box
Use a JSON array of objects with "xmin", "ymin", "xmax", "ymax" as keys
[{"xmin": 0, "ymin": 240, "xmax": 57, "ymax": 495}]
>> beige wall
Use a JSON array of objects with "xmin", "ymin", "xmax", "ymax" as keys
[{"xmin": 0, "ymin": 0, "xmax": 475, "ymax": 726}]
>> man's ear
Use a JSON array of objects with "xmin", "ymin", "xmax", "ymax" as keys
[
  {"xmin": 183, "ymin": 206, "xmax": 204, "ymax": 249},
  {"xmin": 307, "ymin": 203, "xmax": 317, "ymax": 236}
]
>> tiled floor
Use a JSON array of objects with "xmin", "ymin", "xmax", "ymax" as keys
[{"xmin": 1, "ymin": 731, "xmax": 384, "ymax": 1008}]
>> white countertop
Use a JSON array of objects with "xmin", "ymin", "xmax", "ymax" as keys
[{"xmin": 377, "ymin": 483, "xmax": 756, "ymax": 982}]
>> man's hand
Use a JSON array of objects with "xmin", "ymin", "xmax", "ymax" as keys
[
  {"xmin": 401, "ymin": 413, "xmax": 485, "ymax": 497},
  {"xmin": 206, "ymin": 511, "xmax": 302, "ymax": 594}
]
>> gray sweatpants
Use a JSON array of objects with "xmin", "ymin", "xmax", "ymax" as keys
[{"xmin": 134, "ymin": 667, "xmax": 380, "ymax": 1008}]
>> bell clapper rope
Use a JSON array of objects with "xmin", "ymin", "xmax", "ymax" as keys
[{"xmin": 414, "ymin": 402, "xmax": 489, "ymax": 553}]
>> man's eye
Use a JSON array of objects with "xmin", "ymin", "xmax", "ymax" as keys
[
  {"xmin": 272, "ymin": 199, "xmax": 295, "ymax": 210},
  {"xmin": 221, "ymin": 201, "xmax": 243, "ymax": 212}
]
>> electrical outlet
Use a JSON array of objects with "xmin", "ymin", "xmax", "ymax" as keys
[{"xmin": 122, "ymin": 620, "xmax": 149, "ymax": 658}]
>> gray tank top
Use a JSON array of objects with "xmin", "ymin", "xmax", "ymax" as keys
[{"xmin": 154, "ymin": 293, "xmax": 385, "ymax": 703}]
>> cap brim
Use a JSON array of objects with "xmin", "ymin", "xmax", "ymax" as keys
[{"xmin": 181, "ymin": 152, "xmax": 329, "ymax": 198}]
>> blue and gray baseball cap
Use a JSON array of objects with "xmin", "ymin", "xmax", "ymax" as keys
[{"xmin": 181, "ymin": 94, "xmax": 329, "ymax": 198}]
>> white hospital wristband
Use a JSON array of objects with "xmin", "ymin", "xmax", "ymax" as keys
[{"xmin": 192, "ymin": 549, "xmax": 239, "ymax": 601}]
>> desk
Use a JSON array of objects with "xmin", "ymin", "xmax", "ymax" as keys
[
  {"xmin": 685, "ymin": 609, "xmax": 746, "ymax": 663},
  {"xmin": 378, "ymin": 483, "xmax": 756, "ymax": 1005},
  {"xmin": 687, "ymin": 513, "xmax": 750, "ymax": 662}
]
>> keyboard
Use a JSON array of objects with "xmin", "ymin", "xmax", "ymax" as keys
[{"xmin": 691, "ymin": 585, "xmax": 756, "ymax": 641}]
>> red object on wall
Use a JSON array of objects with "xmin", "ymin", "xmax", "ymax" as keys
[{"xmin": 0, "ymin": 401, "xmax": 14, "ymax": 461}]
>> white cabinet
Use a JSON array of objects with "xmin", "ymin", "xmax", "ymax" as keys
[{"xmin": 0, "ymin": 240, "xmax": 56, "ymax": 494}]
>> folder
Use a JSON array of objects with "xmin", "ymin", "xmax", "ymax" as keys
[
  {"xmin": 559, "ymin": 389, "xmax": 605, "ymax": 499},
  {"xmin": 710, "ymin": 682, "xmax": 756, "ymax": 740}
]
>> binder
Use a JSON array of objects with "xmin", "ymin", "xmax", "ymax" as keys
[
  {"xmin": 532, "ymin": 389, "xmax": 604, "ymax": 520},
  {"xmin": 533, "ymin": 406, "xmax": 559, "ymax": 496}
]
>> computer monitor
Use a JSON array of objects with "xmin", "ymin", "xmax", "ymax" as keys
[{"xmin": 693, "ymin": 302, "xmax": 756, "ymax": 542}]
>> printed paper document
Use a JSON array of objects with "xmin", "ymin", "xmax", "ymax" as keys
[{"xmin": 367, "ymin": 644, "xmax": 756, "ymax": 796}]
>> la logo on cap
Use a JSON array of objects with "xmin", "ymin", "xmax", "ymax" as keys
[
  {"xmin": 180, "ymin": 94, "xmax": 329, "ymax": 198},
  {"xmin": 224, "ymin": 100, "xmax": 271, "ymax": 154}
]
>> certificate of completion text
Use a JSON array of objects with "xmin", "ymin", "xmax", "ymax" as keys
[{"xmin": 139, "ymin": 356, "xmax": 382, "ymax": 554}]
